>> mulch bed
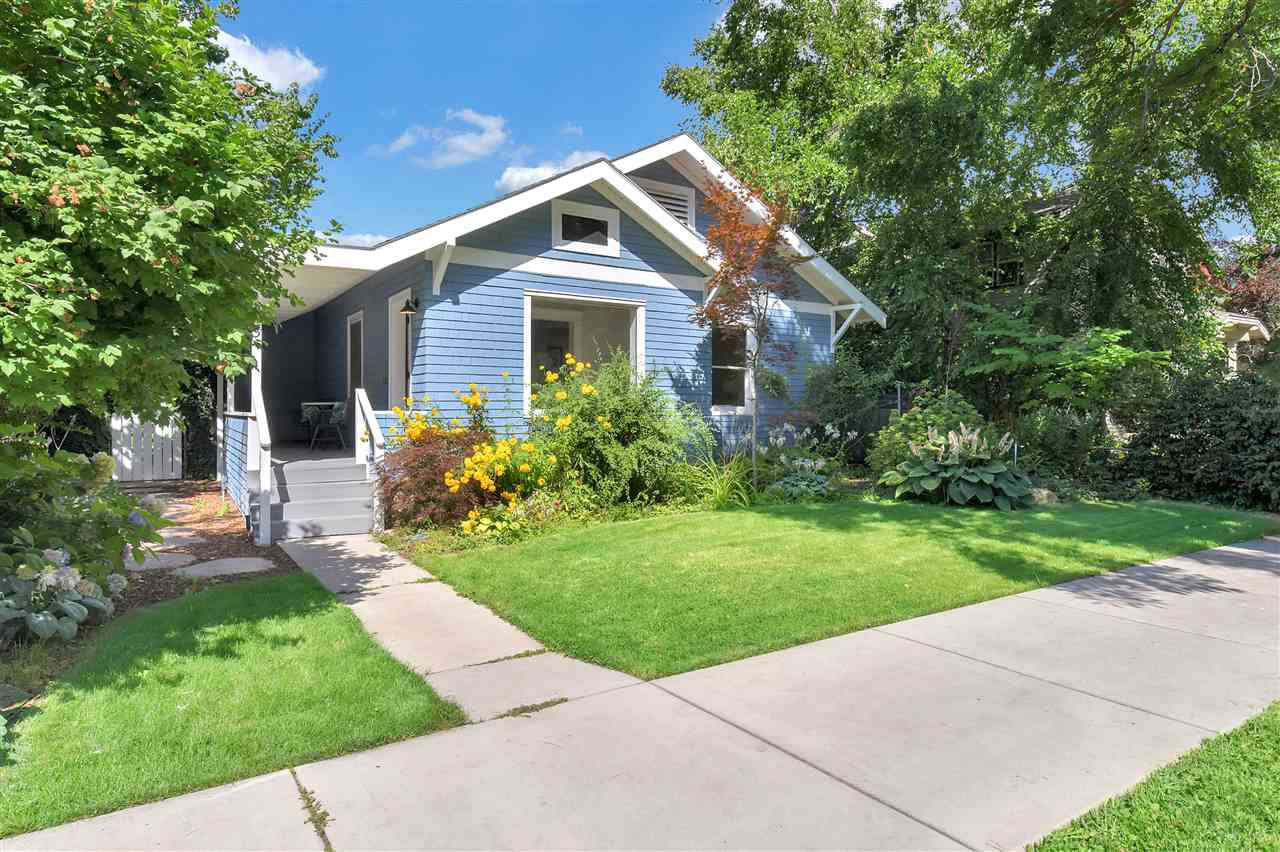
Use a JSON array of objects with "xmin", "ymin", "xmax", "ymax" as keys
[
  {"xmin": 119, "ymin": 481, "xmax": 300, "ymax": 612},
  {"xmin": 2, "ymin": 482, "xmax": 303, "ymax": 705}
]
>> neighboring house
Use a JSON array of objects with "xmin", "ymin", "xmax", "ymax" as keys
[
  {"xmin": 1216, "ymin": 310, "xmax": 1271, "ymax": 373},
  {"xmin": 217, "ymin": 133, "xmax": 887, "ymax": 543}
]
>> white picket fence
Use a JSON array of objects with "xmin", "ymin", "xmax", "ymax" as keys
[{"xmin": 110, "ymin": 416, "xmax": 183, "ymax": 482}]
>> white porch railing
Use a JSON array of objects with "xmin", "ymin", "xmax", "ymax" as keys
[
  {"xmin": 353, "ymin": 387, "xmax": 385, "ymax": 480},
  {"xmin": 248, "ymin": 380, "xmax": 274, "ymax": 546}
]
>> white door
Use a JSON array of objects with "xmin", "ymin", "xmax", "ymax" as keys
[{"xmin": 111, "ymin": 416, "xmax": 183, "ymax": 481}]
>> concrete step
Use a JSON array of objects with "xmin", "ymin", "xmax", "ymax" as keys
[
  {"xmin": 274, "ymin": 497, "xmax": 373, "ymax": 521},
  {"xmin": 272, "ymin": 462, "xmax": 367, "ymax": 485},
  {"xmin": 270, "ymin": 513, "xmax": 373, "ymax": 540},
  {"xmin": 275, "ymin": 479, "xmax": 373, "ymax": 502}
]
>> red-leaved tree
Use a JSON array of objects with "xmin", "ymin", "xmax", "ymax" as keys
[{"xmin": 691, "ymin": 180, "xmax": 799, "ymax": 477}]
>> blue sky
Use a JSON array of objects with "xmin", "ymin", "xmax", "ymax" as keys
[{"xmin": 219, "ymin": 1, "xmax": 724, "ymax": 246}]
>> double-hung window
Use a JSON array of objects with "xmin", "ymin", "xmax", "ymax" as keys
[{"xmin": 710, "ymin": 326, "xmax": 752, "ymax": 413}]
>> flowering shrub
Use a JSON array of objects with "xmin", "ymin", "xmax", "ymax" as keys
[
  {"xmin": 530, "ymin": 350, "xmax": 707, "ymax": 505},
  {"xmin": 459, "ymin": 490, "xmax": 567, "ymax": 541},
  {"xmin": 878, "ymin": 424, "xmax": 1034, "ymax": 510},
  {"xmin": 446, "ymin": 437, "xmax": 555, "ymax": 506},
  {"xmin": 1, "ymin": 442, "xmax": 147, "ymax": 645}
]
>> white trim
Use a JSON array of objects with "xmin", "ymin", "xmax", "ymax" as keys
[
  {"xmin": 551, "ymin": 198, "xmax": 621, "ymax": 258},
  {"xmin": 709, "ymin": 326, "xmax": 755, "ymax": 416},
  {"xmin": 523, "ymin": 289, "xmax": 647, "ymax": 413},
  {"xmin": 632, "ymin": 175, "xmax": 696, "ymax": 231},
  {"xmin": 345, "ymin": 310, "xmax": 364, "ymax": 402},
  {"xmin": 387, "ymin": 287, "xmax": 413, "ymax": 406},
  {"xmin": 307, "ymin": 160, "xmax": 714, "ymax": 276},
  {"xmin": 451, "ymin": 245, "xmax": 705, "ymax": 292},
  {"xmin": 430, "ymin": 239, "xmax": 455, "ymax": 295},
  {"xmin": 832, "ymin": 302, "xmax": 862, "ymax": 345},
  {"xmin": 614, "ymin": 134, "xmax": 888, "ymax": 327}
]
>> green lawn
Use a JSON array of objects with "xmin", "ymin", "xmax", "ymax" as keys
[
  {"xmin": 1034, "ymin": 701, "xmax": 1280, "ymax": 850},
  {"xmin": 410, "ymin": 499, "xmax": 1279, "ymax": 679},
  {"xmin": 0, "ymin": 573, "xmax": 464, "ymax": 838}
]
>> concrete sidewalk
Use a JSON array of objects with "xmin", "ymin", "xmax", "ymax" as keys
[{"xmin": 7, "ymin": 536, "xmax": 1278, "ymax": 851}]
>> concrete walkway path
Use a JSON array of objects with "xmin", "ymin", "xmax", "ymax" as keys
[
  {"xmin": 7, "ymin": 536, "xmax": 1278, "ymax": 851},
  {"xmin": 280, "ymin": 535, "xmax": 638, "ymax": 720}
]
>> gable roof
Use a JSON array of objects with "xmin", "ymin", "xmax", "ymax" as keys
[
  {"xmin": 614, "ymin": 134, "xmax": 887, "ymax": 327},
  {"xmin": 285, "ymin": 133, "xmax": 886, "ymax": 328}
]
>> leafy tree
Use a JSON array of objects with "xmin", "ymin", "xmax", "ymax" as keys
[
  {"xmin": 664, "ymin": 0, "xmax": 1280, "ymax": 405},
  {"xmin": 690, "ymin": 179, "xmax": 797, "ymax": 477},
  {"xmin": 0, "ymin": 0, "xmax": 336, "ymax": 428}
]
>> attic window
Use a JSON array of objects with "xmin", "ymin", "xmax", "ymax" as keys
[
  {"xmin": 633, "ymin": 177, "xmax": 696, "ymax": 230},
  {"xmin": 552, "ymin": 199, "xmax": 620, "ymax": 258}
]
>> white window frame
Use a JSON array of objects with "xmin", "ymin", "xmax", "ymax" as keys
[
  {"xmin": 387, "ymin": 288, "xmax": 413, "ymax": 406},
  {"xmin": 522, "ymin": 290, "xmax": 645, "ymax": 413},
  {"xmin": 632, "ymin": 176, "xmax": 696, "ymax": 231},
  {"xmin": 709, "ymin": 325, "xmax": 756, "ymax": 416},
  {"xmin": 346, "ymin": 310, "xmax": 364, "ymax": 401},
  {"xmin": 551, "ymin": 199, "xmax": 621, "ymax": 258}
]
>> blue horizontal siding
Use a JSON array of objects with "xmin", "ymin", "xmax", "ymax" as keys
[
  {"xmin": 460, "ymin": 186, "xmax": 703, "ymax": 278},
  {"xmin": 223, "ymin": 415, "xmax": 250, "ymax": 517}
]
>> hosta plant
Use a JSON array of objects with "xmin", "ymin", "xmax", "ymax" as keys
[{"xmin": 879, "ymin": 424, "xmax": 1034, "ymax": 511}]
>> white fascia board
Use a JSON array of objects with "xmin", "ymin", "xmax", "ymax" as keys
[
  {"xmin": 304, "ymin": 160, "xmax": 714, "ymax": 280},
  {"xmin": 615, "ymin": 134, "xmax": 887, "ymax": 328}
]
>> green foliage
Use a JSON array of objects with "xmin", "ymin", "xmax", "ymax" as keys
[
  {"xmin": 802, "ymin": 347, "xmax": 893, "ymax": 459},
  {"xmin": 177, "ymin": 364, "xmax": 217, "ymax": 479},
  {"xmin": 0, "ymin": 438, "xmax": 148, "ymax": 645},
  {"xmin": 879, "ymin": 424, "xmax": 1033, "ymax": 510},
  {"xmin": 963, "ymin": 306, "xmax": 1169, "ymax": 417},
  {"xmin": 0, "ymin": 0, "xmax": 336, "ymax": 422},
  {"xmin": 866, "ymin": 388, "xmax": 983, "ymax": 476},
  {"xmin": 678, "ymin": 438, "xmax": 753, "ymax": 509},
  {"xmin": 664, "ymin": 0, "xmax": 1276, "ymax": 401},
  {"xmin": 1125, "ymin": 372, "xmax": 1280, "ymax": 511},
  {"xmin": 764, "ymin": 470, "xmax": 833, "ymax": 502},
  {"xmin": 530, "ymin": 351, "xmax": 709, "ymax": 506},
  {"xmin": 377, "ymin": 428, "xmax": 488, "ymax": 528}
]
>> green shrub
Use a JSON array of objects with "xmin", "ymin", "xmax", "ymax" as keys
[
  {"xmin": 879, "ymin": 424, "xmax": 1034, "ymax": 510},
  {"xmin": 677, "ymin": 436, "xmax": 753, "ymax": 509},
  {"xmin": 803, "ymin": 349, "xmax": 893, "ymax": 461},
  {"xmin": 1125, "ymin": 372, "xmax": 1280, "ymax": 511},
  {"xmin": 867, "ymin": 388, "xmax": 984, "ymax": 476},
  {"xmin": 0, "ymin": 436, "xmax": 152, "ymax": 645},
  {"xmin": 1014, "ymin": 406, "xmax": 1113, "ymax": 480},
  {"xmin": 530, "ymin": 351, "xmax": 708, "ymax": 506}
]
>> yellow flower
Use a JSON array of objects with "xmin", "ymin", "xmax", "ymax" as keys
[
  {"xmin": 555, "ymin": 390, "xmax": 568, "ymax": 401},
  {"xmin": 546, "ymin": 454, "xmax": 557, "ymax": 465},
  {"xmin": 537, "ymin": 477, "xmax": 546, "ymax": 486},
  {"xmin": 469, "ymin": 382, "xmax": 478, "ymax": 391},
  {"xmin": 522, "ymin": 442, "xmax": 536, "ymax": 453},
  {"xmin": 565, "ymin": 353, "xmax": 576, "ymax": 365},
  {"xmin": 585, "ymin": 362, "xmax": 592, "ymax": 369},
  {"xmin": 519, "ymin": 463, "xmax": 531, "ymax": 473},
  {"xmin": 494, "ymin": 464, "xmax": 506, "ymax": 476},
  {"xmin": 545, "ymin": 370, "xmax": 559, "ymax": 383},
  {"xmin": 555, "ymin": 415, "xmax": 573, "ymax": 429},
  {"xmin": 501, "ymin": 370, "xmax": 510, "ymax": 378},
  {"xmin": 530, "ymin": 392, "xmax": 539, "ymax": 402}
]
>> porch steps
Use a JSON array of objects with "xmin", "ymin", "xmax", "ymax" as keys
[{"xmin": 250, "ymin": 459, "xmax": 376, "ymax": 541}]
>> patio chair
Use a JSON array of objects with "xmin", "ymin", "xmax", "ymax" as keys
[
  {"xmin": 310, "ymin": 401, "xmax": 348, "ymax": 450},
  {"xmin": 302, "ymin": 405, "xmax": 326, "ymax": 450}
]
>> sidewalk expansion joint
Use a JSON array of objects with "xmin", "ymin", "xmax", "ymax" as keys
[
  {"xmin": 290, "ymin": 768, "xmax": 336, "ymax": 852},
  {"xmin": 494, "ymin": 697, "xmax": 568, "ymax": 719},
  {"xmin": 648, "ymin": 682, "xmax": 980, "ymax": 852},
  {"xmin": 871, "ymin": 628, "xmax": 1220, "ymax": 735}
]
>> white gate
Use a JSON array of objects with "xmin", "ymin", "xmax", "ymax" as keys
[{"xmin": 111, "ymin": 416, "xmax": 183, "ymax": 482}]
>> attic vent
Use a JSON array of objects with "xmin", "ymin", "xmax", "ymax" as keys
[{"xmin": 633, "ymin": 177, "xmax": 696, "ymax": 230}]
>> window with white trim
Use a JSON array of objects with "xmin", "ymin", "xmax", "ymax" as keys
[
  {"xmin": 551, "ymin": 199, "xmax": 620, "ymax": 258},
  {"xmin": 710, "ymin": 326, "xmax": 751, "ymax": 411},
  {"xmin": 633, "ymin": 177, "xmax": 696, "ymax": 230}
]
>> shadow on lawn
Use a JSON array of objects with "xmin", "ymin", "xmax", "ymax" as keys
[
  {"xmin": 738, "ymin": 499, "xmax": 1276, "ymax": 608},
  {"xmin": 13, "ymin": 574, "xmax": 330, "ymax": 709}
]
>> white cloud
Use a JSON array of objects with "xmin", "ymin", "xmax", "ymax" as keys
[
  {"xmin": 335, "ymin": 233, "xmax": 391, "ymax": 247},
  {"xmin": 216, "ymin": 31, "xmax": 325, "ymax": 90},
  {"xmin": 494, "ymin": 150, "xmax": 608, "ymax": 194},
  {"xmin": 369, "ymin": 109, "xmax": 510, "ymax": 169},
  {"xmin": 560, "ymin": 122, "xmax": 584, "ymax": 137},
  {"xmin": 413, "ymin": 108, "xmax": 509, "ymax": 169}
]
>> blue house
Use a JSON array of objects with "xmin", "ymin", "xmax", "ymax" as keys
[{"xmin": 218, "ymin": 134, "xmax": 887, "ymax": 543}]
